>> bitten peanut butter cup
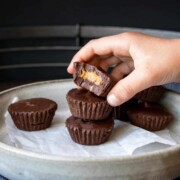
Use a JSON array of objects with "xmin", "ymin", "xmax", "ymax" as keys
[
  {"xmin": 66, "ymin": 116, "xmax": 114, "ymax": 145},
  {"xmin": 66, "ymin": 88, "xmax": 113, "ymax": 120},
  {"xmin": 73, "ymin": 62, "xmax": 116, "ymax": 97},
  {"xmin": 127, "ymin": 102, "xmax": 173, "ymax": 131},
  {"xmin": 8, "ymin": 98, "xmax": 57, "ymax": 131}
]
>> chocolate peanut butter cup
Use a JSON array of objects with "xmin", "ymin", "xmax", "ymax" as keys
[
  {"xmin": 66, "ymin": 88, "xmax": 113, "ymax": 120},
  {"xmin": 127, "ymin": 102, "xmax": 173, "ymax": 131},
  {"xmin": 114, "ymin": 98, "xmax": 138, "ymax": 121},
  {"xmin": 134, "ymin": 86, "xmax": 166, "ymax": 102},
  {"xmin": 73, "ymin": 62, "xmax": 116, "ymax": 97},
  {"xmin": 66, "ymin": 116, "xmax": 114, "ymax": 145},
  {"xmin": 8, "ymin": 98, "xmax": 57, "ymax": 131}
]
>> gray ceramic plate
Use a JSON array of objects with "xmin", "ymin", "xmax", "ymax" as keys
[{"xmin": 0, "ymin": 79, "xmax": 180, "ymax": 180}]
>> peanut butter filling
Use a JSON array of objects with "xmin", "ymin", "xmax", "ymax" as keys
[{"xmin": 80, "ymin": 68, "xmax": 102, "ymax": 85}]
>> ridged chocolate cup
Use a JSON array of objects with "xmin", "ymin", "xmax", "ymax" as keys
[
  {"xmin": 129, "ymin": 113, "xmax": 172, "ymax": 131},
  {"xmin": 114, "ymin": 98, "xmax": 138, "ymax": 121},
  {"xmin": 127, "ymin": 102, "xmax": 173, "ymax": 131},
  {"xmin": 8, "ymin": 98, "xmax": 57, "ymax": 131},
  {"xmin": 66, "ymin": 88, "xmax": 113, "ymax": 120},
  {"xmin": 134, "ymin": 86, "xmax": 166, "ymax": 102},
  {"xmin": 66, "ymin": 116, "xmax": 114, "ymax": 145}
]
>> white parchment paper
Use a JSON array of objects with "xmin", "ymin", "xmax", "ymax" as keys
[{"xmin": 5, "ymin": 97, "xmax": 177, "ymax": 157}]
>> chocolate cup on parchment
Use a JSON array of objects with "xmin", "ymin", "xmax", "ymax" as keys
[
  {"xmin": 127, "ymin": 102, "xmax": 173, "ymax": 131},
  {"xmin": 134, "ymin": 86, "xmax": 166, "ymax": 102},
  {"xmin": 66, "ymin": 116, "xmax": 114, "ymax": 145},
  {"xmin": 114, "ymin": 98, "xmax": 138, "ymax": 121},
  {"xmin": 8, "ymin": 98, "xmax": 57, "ymax": 131}
]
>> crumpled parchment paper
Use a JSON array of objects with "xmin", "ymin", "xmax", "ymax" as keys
[{"xmin": 4, "ymin": 97, "xmax": 177, "ymax": 157}]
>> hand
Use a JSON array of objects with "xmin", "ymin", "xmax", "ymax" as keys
[{"xmin": 67, "ymin": 32, "xmax": 180, "ymax": 106}]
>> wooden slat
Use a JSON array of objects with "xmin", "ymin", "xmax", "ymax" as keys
[
  {"xmin": 0, "ymin": 46, "xmax": 80, "ymax": 52},
  {"xmin": 0, "ymin": 25, "xmax": 180, "ymax": 41},
  {"xmin": 0, "ymin": 63, "xmax": 69, "ymax": 70},
  {"xmin": 0, "ymin": 25, "xmax": 79, "ymax": 39},
  {"xmin": 81, "ymin": 26, "xmax": 180, "ymax": 38}
]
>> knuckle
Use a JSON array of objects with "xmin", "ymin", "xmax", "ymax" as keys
[
  {"xmin": 85, "ymin": 39, "xmax": 97, "ymax": 52},
  {"xmin": 119, "ymin": 32, "xmax": 144, "ymax": 42},
  {"xmin": 87, "ymin": 39, "xmax": 96, "ymax": 46},
  {"xmin": 120, "ymin": 32, "xmax": 135, "ymax": 39}
]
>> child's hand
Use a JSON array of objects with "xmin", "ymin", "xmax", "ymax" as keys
[{"xmin": 68, "ymin": 32, "xmax": 180, "ymax": 106}]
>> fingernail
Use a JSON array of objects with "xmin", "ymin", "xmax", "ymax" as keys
[{"xmin": 107, "ymin": 94, "xmax": 120, "ymax": 107}]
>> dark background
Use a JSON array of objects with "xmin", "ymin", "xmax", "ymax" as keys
[{"xmin": 0, "ymin": 0, "xmax": 180, "ymax": 31}]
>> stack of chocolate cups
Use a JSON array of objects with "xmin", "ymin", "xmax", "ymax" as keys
[
  {"xmin": 66, "ymin": 88, "xmax": 114, "ymax": 145},
  {"xmin": 66, "ymin": 62, "xmax": 117, "ymax": 145}
]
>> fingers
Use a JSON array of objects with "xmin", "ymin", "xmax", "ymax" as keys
[
  {"xmin": 107, "ymin": 69, "xmax": 152, "ymax": 106},
  {"xmin": 110, "ymin": 60, "xmax": 134, "ymax": 81},
  {"xmin": 67, "ymin": 33, "xmax": 131, "ymax": 73},
  {"xmin": 86, "ymin": 56, "xmax": 120, "ymax": 71},
  {"xmin": 98, "ymin": 56, "xmax": 120, "ymax": 71}
]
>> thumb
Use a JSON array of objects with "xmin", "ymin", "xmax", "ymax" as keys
[{"xmin": 107, "ymin": 69, "xmax": 152, "ymax": 106}]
